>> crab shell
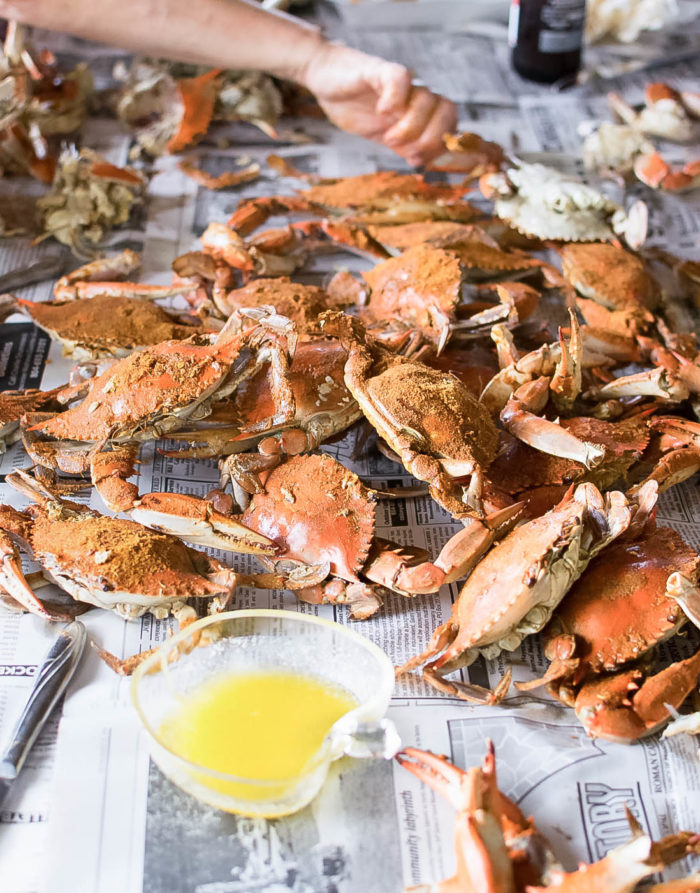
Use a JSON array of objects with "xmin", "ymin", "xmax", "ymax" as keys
[
  {"xmin": 423, "ymin": 484, "xmax": 631, "ymax": 673},
  {"xmin": 298, "ymin": 171, "xmax": 470, "ymax": 210},
  {"xmin": 544, "ymin": 525, "xmax": 697, "ymax": 680},
  {"xmin": 480, "ymin": 164, "xmax": 626, "ymax": 242},
  {"xmin": 216, "ymin": 278, "xmax": 332, "ymax": 329},
  {"xmin": 0, "ymin": 501, "xmax": 234, "ymax": 619},
  {"xmin": 366, "ymin": 221, "xmax": 482, "ymax": 253},
  {"xmin": 27, "ymin": 322, "xmax": 283, "ymax": 444},
  {"xmin": 363, "ymin": 359, "xmax": 499, "ymax": 476},
  {"xmin": 240, "ymin": 453, "xmax": 375, "ymax": 581},
  {"xmin": 18, "ymin": 294, "xmax": 200, "ymax": 358},
  {"xmin": 231, "ymin": 337, "xmax": 358, "ymax": 437},
  {"xmin": 561, "ymin": 243, "xmax": 660, "ymax": 311}
]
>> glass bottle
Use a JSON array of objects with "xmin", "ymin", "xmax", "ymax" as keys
[{"xmin": 509, "ymin": 0, "xmax": 587, "ymax": 85}]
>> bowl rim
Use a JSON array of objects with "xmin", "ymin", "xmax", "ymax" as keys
[{"xmin": 131, "ymin": 609, "xmax": 395, "ymax": 786}]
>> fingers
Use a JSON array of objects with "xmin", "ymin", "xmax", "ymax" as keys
[
  {"xmin": 375, "ymin": 63, "xmax": 413, "ymax": 116},
  {"xmin": 383, "ymin": 88, "xmax": 458, "ymax": 166}
]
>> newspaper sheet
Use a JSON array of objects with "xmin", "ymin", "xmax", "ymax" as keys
[{"xmin": 0, "ymin": 14, "xmax": 699, "ymax": 893}]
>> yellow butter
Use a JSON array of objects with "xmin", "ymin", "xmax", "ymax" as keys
[{"xmin": 159, "ymin": 670, "xmax": 357, "ymax": 783}]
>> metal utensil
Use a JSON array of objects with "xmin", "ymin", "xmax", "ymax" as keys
[
  {"xmin": 0, "ymin": 255, "xmax": 68, "ymax": 294},
  {"xmin": 0, "ymin": 621, "xmax": 87, "ymax": 810}
]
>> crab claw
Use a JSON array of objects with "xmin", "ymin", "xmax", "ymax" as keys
[
  {"xmin": 129, "ymin": 492, "xmax": 279, "ymax": 555},
  {"xmin": 0, "ymin": 528, "xmax": 62, "ymax": 620}
]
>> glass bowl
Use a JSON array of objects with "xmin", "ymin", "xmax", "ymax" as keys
[{"xmin": 131, "ymin": 610, "xmax": 398, "ymax": 817}]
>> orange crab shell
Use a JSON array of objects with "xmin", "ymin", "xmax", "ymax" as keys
[
  {"xmin": 561, "ymin": 243, "xmax": 660, "ymax": 311},
  {"xmin": 240, "ymin": 453, "xmax": 375, "ymax": 581},
  {"xmin": 166, "ymin": 68, "xmax": 222, "ymax": 154},
  {"xmin": 574, "ymin": 649, "xmax": 700, "ymax": 742},
  {"xmin": 363, "ymin": 245, "xmax": 463, "ymax": 339},
  {"xmin": 545, "ymin": 525, "xmax": 697, "ymax": 677},
  {"xmin": 366, "ymin": 221, "xmax": 483, "ymax": 250},
  {"xmin": 2, "ymin": 504, "xmax": 230, "ymax": 601},
  {"xmin": 229, "ymin": 338, "xmax": 352, "ymax": 431},
  {"xmin": 221, "ymin": 277, "xmax": 331, "ymax": 329},
  {"xmin": 488, "ymin": 414, "xmax": 652, "ymax": 499},
  {"xmin": 18, "ymin": 295, "xmax": 199, "ymax": 352},
  {"xmin": 299, "ymin": 171, "xmax": 469, "ymax": 208},
  {"xmin": 28, "ymin": 329, "xmax": 254, "ymax": 442},
  {"xmin": 366, "ymin": 361, "xmax": 499, "ymax": 471}
]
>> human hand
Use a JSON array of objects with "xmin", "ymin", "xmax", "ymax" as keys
[{"xmin": 300, "ymin": 42, "xmax": 458, "ymax": 166}]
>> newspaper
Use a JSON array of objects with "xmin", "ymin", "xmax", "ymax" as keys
[{"xmin": 0, "ymin": 16, "xmax": 699, "ymax": 893}]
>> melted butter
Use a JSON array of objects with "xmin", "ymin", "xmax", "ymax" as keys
[{"xmin": 159, "ymin": 670, "xmax": 357, "ymax": 800}]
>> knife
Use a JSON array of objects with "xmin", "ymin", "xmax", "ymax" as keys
[{"xmin": 0, "ymin": 621, "xmax": 87, "ymax": 811}]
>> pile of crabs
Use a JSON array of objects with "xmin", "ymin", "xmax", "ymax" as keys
[{"xmin": 2, "ymin": 133, "xmax": 700, "ymax": 759}]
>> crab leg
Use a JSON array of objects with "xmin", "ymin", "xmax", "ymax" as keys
[
  {"xmin": 364, "ymin": 504, "xmax": 522, "ymax": 595},
  {"xmin": 87, "ymin": 450, "xmax": 278, "ymax": 555},
  {"xmin": 0, "ymin": 528, "xmax": 60, "ymax": 619},
  {"xmin": 398, "ymin": 748, "xmax": 516, "ymax": 893},
  {"xmin": 54, "ymin": 249, "xmax": 142, "ymax": 293},
  {"xmin": 500, "ymin": 378, "xmax": 605, "ymax": 469},
  {"xmin": 575, "ymin": 649, "xmax": 700, "ymax": 743},
  {"xmin": 586, "ymin": 368, "xmax": 690, "ymax": 402}
]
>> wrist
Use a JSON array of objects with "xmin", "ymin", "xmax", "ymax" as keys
[{"xmin": 276, "ymin": 24, "xmax": 330, "ymax": 86}]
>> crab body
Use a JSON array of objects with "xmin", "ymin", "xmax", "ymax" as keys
[
  {"xmin": 574, "ymin": 650, "xmax": 700, "ymax": 743},
  {"xmin": 544, "ymin": 524, "xmax": 698, "ymax": 687},
  {"xmin": 0, "ymin": 473, "xmax": 236, "ymax": 621},
  {"xmin": 320, "ymin": 312, "xmax": 499, "ymax": 519},
  {"xmin": 561, "ymin": 242, "xmax": 660, "ymax": 312},
  {"xmin": 229, "ymin": 453, "xmax": 509, "ymax": 619},
  {"xmin": 360, "ymin": 242, "xmax": 542, "ymax": 348},
  {"xmin": 228, "ymin": 170, "xmax": 478, "ymax": 237},
  {"xmin": 14, "ymin": 294, "xmax": 202, "ymax": 359},
  {"xmin": 398, "ymin": 483, "xmax": 636, "ymax": 696},
  {"xmin": 479, "ymin": 162, "xmax": 638, "ymax": 244}
]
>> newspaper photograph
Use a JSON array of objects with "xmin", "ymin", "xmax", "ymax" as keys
[{"xmin": 0, "ymin": 10, "xmax": 699, "ymax": 893}]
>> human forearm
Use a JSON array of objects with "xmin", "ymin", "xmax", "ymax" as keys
[{"xmin": 1, "ymin": 0, "xmax": 326, "ymax": 83}]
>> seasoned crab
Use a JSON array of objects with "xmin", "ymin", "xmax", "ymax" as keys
[
  {"xmin": 5, "ymin": 293, "xmax": 205, "ymax": 359},
  {"xmin": 355, "ymin": 240, "xmax": 544, "ymax": 349},
  {"xmin": 21, "ymin": 312, "xmax": 293, "ymax": 552},
  {"xmin": 166, "ymin": 335, "xmax": 360, "ymax": 462},
  {"xmin": 560, "ymin": 242, "xmax": 660, "ymax": 312},
  {"xmin": 199, "ymin": 276, "xmax": 336, "ymax": 327},
  {"xmin": 216, "ymin": 453, "xmax": 517, "ymax": 619},
  {"xmin": 397, "ymin": 483, "xmax": 643, "ymax": 699},
  {"xmin": 479, "ymin": 162, "xmax": 644, "ymax": 246},
  {"xmin": 228, "ymin": 169, "xmax": 478, "ymax": 236},
  {"xmin": 0, "ymin": 470, "xmax": 237, "ymax": 623},
  {"xmin": 319, "ymin": 311, "xmax": 500, "ymax": 519}
]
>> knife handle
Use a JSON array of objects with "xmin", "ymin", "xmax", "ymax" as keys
[{"xmin": 0, "ymin": 621, "xmax": 87, "ymax": 779}]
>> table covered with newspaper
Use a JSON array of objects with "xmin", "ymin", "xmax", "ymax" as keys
[{"xmin": 0, "ymin": 7, "xmax": 699, "ymax": 892}]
